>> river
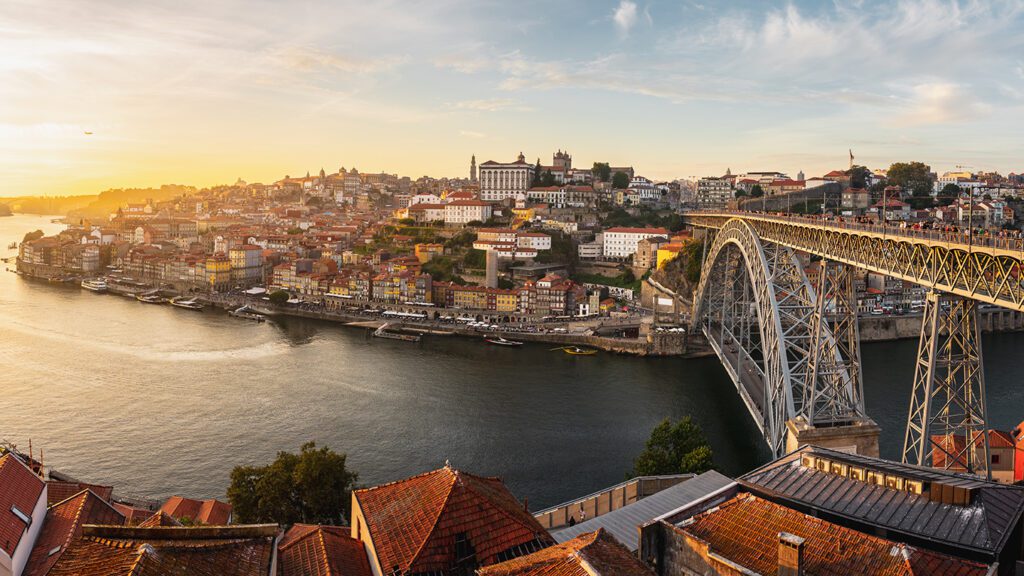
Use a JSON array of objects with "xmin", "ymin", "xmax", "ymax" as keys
[{"xmin": 1, "ymin": 214, "xmax": 1022, "ymax": 508}]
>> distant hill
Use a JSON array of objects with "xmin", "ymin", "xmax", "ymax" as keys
[
  {"xmin": 5, "ymin": 184, "xmax": 195, "ymax": 218},
  {"xmin": 0, "ymin": 203, "xmax": 11, "ymax": 217},
  {"xmin": 4, "ymin": 195, "xmax": 97, "ymax": 216},
  {"xmin": 66, "ymin": 185, "xmax": 195, "ymax": 219}
]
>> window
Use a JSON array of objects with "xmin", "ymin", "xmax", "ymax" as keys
[{"xmin": 992, "ymin": 454, "xmax": 1001, "ymax": 464}]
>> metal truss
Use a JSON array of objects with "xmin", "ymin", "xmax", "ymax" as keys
[
  {"xmin": 686, "ymin": 213, "xmax": 1024, "ymax": 311},
  {"xmin": 805, "ymin": 261, "xmax": 865, "ymax": 426},
  {"xmin": 902, "ymin": 292, "xmax": 991, "ymax": 478},
  {"xmin": 692, "ymin": 219, "xmax": 845, "ymax": 456}
]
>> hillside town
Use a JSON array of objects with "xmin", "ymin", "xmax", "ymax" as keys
[{"xmin": 10, "ymin": 152, "xmax": 1024, "ymax": 349}]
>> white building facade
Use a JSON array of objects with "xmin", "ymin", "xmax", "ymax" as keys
[
  {"xmin": 602, "ymin": 227, "xmax": 669, "ymax": 259},
  {"xmin": 479, "ymin": 153, "xmax": 535, "ymax": 202}
]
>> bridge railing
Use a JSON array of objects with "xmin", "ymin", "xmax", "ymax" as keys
[{"xmin": 686, "ymin": 210, "xmax": 1024, "ymax": 254}]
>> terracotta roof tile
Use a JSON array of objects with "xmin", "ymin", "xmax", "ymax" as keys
[
  {"xmin": 0, "ymin": 453, "xmax": 46, "ymax": 556},
  {"xmin": 159, "ymin": 496, "xmax": 232, "ymax": 525},
  {"xmin": 48, "ymin": 525, "xmax": 277, "ymax": 576},
  {"xmin": 354, "ymin": 467, "xmax": 552, "ymax": 575},
  {"xmin": 24, "ymin": 490, "xmax": 125, "ymax": 576},
  {"xmin": 46, "ymin": 481, "xmax": 114, "ymax": 506},
  {"xmin": 138, "ymin": 512, "xmax": 183, "ymax": 528},
  {"xmin": 478, "ymin": 529, "xmax": 652, "ymax": 576},
  {"xmin": 279, "ymin": 524, "xmax": 371, "ymax": 576},
  {"xmin": 111, "ymin": 503, "xmax": 155, "ymax": 526},
  {"xmin": 680, "ymin": 493, "xmax": 990, "ymax": 576}
]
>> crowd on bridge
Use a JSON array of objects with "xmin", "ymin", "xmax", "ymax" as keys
[{"xmin": 695, "ymin": 209, "xmax": 1024, "ymax": 252}]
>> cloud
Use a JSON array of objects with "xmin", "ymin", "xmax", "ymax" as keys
[
  {"xmin": 613, "ymin": 1, "xmax": 639, "ymax": 36},
  {"xmin": 898, "ymin": 82, "xmax": 992, "ymax": 125},
  {"xmin": 271, "ymin": 46, "xmax": 404, "ymax": 75},
  {"xmin": 451, "ymin": 98, "xmax": 532, "ymax": 112}
]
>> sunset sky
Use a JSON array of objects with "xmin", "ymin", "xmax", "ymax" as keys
[{"xmin": 2, "ymin": 0, "xmax": 1023, "ymax": 197}]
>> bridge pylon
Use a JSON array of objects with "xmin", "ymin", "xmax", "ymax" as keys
[
  {"xmin": 786, "ymin": 261, "xmax": 880, "ymax": 457},
  {"xmin": 902, "ymin": 292, "xmax": 991, "ymax": 479}
]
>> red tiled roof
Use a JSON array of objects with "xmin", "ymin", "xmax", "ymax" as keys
[
  {"xmin": 478, "ymin": 529, "xmax": 652, "ymax": 576},
  {"xmin": 680, "ymin": 493, "xmax": 990, "ymax": 576},
  {"xmin": 0, "ymin": 453, "xmax": 46, "ymax": 556},
  {"xmin": 47, "ymin": 525, "xmax": 276, "ymax": 576},
  {"xmin": 111, "ymin": 503, "xmax": 155, "ymax": 526},
  {"xmin": 158, "ymin": 496, "xmax": 232, "ymax": 525},
  {"xmin": 138, "ymin": 512, "xmax": 182, "ymax": 528},
  {"xmin": 24, "ymin": 490, "xmax": 125, "ymax": 576},
  {"xmin": 47, "ymin": 480, "xmax": 114, "ymax": 506},
  {"xmin": 354, "ymin": 467, "xmax": 552, "ymax": 575},
  {"xmin": 279, "ymin": 524, "xmax": 372, "ymax": 576}
]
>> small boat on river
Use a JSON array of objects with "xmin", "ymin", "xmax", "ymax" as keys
[
  {"xmin": 170, "ymin": 297, "xmax": 204, "ymax": 311},
  {"xmin": 485, "ymin": 336, "xmax": 523, "ymax": 347},
  {"xmin": 80, "ymin": 278, "xmax": 108, "ymax": 293},
  {"xmin": 552, "ymin": 346, "xmax": 598, "ymax": 356}
]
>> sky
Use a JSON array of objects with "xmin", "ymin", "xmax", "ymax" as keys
[{"xmin": 1, "ymin": 0, "xmax": 1023, "ymax": 197}]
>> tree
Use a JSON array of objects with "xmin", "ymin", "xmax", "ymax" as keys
[
  {"xmin": 734, "ymin": 189, "xmax": 747, "ymax": 198},
  {"xmin": 886, "ymin": 162, "xmax": 933, "ymax": 197},
  {"xmin": 22, "ymin": 229, "xmax": 44, "ymax": 243},
  {"xmin": 937, "ymin": 183, "xmax": 961, "ymax": 206},
  {"xmin": 532, "ymin": 160, "xmax": 543, "ymax": 186},
  {"xmin": 268, "ymin": 290, "xmax": 290, "ymax": 305},
  {"xmin": 228, "ymin": 442, "xmax": 357, "ymax": 525},
  {"xmin": 846, "ymin": 165, "xmax": 871, "ymax": 189},
  {"xmin": 592, "ymin": 162, "xmax": 612, "ymax": 183},
  {"xmin": 540, "ymin": 170, "xmax": 556, "ymax": 187},
  {"xmin": 612, "ymin": 171, "xmax": 630, "ymax": 189},
  {"xmin": 632, "ymin": 417, "xmax": 714, "ymax": 476},
  {"xmin": 750, "ymin": 185, "xmax": 764, "ymax": 198}
]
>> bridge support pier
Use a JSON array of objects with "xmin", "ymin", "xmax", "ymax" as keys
[
  {"xmin": 785, "ymin": 417, "xmax": 881, "ymax": 457},
  {"xmin": 902, "ymin": 292, "xmax": 991, "ymax": 478}
]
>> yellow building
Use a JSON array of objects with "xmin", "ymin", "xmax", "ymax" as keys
[
  {"xmin": 452, "ymin": 286, "xmax": 488, "ymax": 310},
  {"xmin": 414, "ymin": 243, "xmax": 445, "ymax": 264},
  {"xmin": 205, "ymin": 255, "xmax": 232, "ymax": 292},
  {"xmin": 656, "ymin": 243, "xmax": 684, "ymax": 270},
  {"xmin": 510, "ymin": 207, "xmax": 535, "ymax": 229},
  {"xmin": 494, "ymin": 291, "xmax": 519, "ymax": 312}
]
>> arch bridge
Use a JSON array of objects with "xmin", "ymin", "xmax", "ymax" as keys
[{"xmin": 686, "ymin": 212, "xmax": 1009, "ymax": 476}]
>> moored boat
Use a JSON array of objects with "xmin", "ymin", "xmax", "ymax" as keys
[
  {"xmin": 136, "ymin": 294, "xmax": 165, "ymax": 304},
  {"xmin": 550, "ymin": 346, "xmax": 597, "ymax": 355},
  {"xmin": 484, "ymin": 336, "xmax": 523, "ymax": 347},
  {"xmin": 81, "ymin": 278, "xmax": 108, "ymax": 293},
  {"xmin": 170, "ymin": 297, "xmax": 204, "ymax": 311}
]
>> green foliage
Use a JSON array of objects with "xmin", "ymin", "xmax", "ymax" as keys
[
  {"xmin": 286, "ymin": 227, "xmax": 302, "ymax": 235},
  {"xmin": 734, "ymin": 189, "xmax": 747, "ymax": 198},
  {"xmin": 574, "ymin": 271, "xmax": 640, "ymax": 292},
  {"xmin": 887, "ymin": 162, "xmax": 933, "ymax": 197},
  {"xmin": 228, "ymin": 442, "xmax": 357, "ymax": 525},
  {"xmin": 536, "ymin": 233, "xmax": 577, "ymax": 268},
  {"xmin": 602, "ymin": 208, "xmax": 682, "ymax": 232},
  {"xmin": 268, "ymin": 290, "xmax": 290, "ymax": 305},
  {"xmin": 444, "ymin": 230, "xmax": 475, "ymax": 249},
  {"xmin": 750, "ymin": 185, "xmax": 764, "ymax": 198},
  {"xmin": 497, "ymin": 278, "xmax": 514, "ymax": 289},
  {"xmin": 462, "ymin": 249, "xmax": 486, "ymax": 269},
  {"xmin": 937, "ymin": 183, "xmax": 961, "ymax": 206},
  {"xmin": 398, "ymin": 218, "xmax": 416, "ymax": 226},
  {"xmin": 592, "ymin": 162, "xmax": 611, "ymax": 182},
  {"xmin": 22, "ymin": 229, "xmax": 45, "ymax": 243},
  {"xmin": 540, "ymin": 171, "xmax": 556, "ymax": 187},
  {"xmin": 845, "ymin": 165, "xmax": 871, "ymax": 189},
  {"xmin": 632, "ymin": 417, "xmax": 714, "ymax": 476},
  {"xmin": 422, "ymin": 257, "xmax": 456, "ymax": 282},
  {"xmin": 682, "ymin": 240, "xmax": 702, "ymax": 284},
  {"xmin": 612, "ymin": 172, "xmax": 630, "ymax": 189}
]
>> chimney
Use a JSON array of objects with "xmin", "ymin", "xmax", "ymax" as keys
[{"xmin": 778, "ymin": 532, "xmax": 805, "ymax": 576}]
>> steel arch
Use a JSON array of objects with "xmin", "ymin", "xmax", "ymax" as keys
[{"xmin": 692, "ymin": 219, "xmax": 855, "ymax": 456}]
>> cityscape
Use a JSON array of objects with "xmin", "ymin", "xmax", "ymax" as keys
[{"xmin": 3, "ymin": 1, "xmax": 1024, "ymax": 575}]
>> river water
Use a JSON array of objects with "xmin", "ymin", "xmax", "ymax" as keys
[{"xmin": 1, "ymin": 214, "xmax": 1022, "ymax": 508}]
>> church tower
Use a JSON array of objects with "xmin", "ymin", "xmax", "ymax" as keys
[{"xmin": 470, "ymin": 155, "xmax": 477, "ymax": 183}]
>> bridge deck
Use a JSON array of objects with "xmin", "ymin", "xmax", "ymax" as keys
[{"xmin": 685, "ymin": 211, "xmax": 1024, "ymax": 312}]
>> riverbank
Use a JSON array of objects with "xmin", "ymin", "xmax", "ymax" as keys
[{"xmin": 200, "ymin": 294, "xmax": 704, "ymax": 357}]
